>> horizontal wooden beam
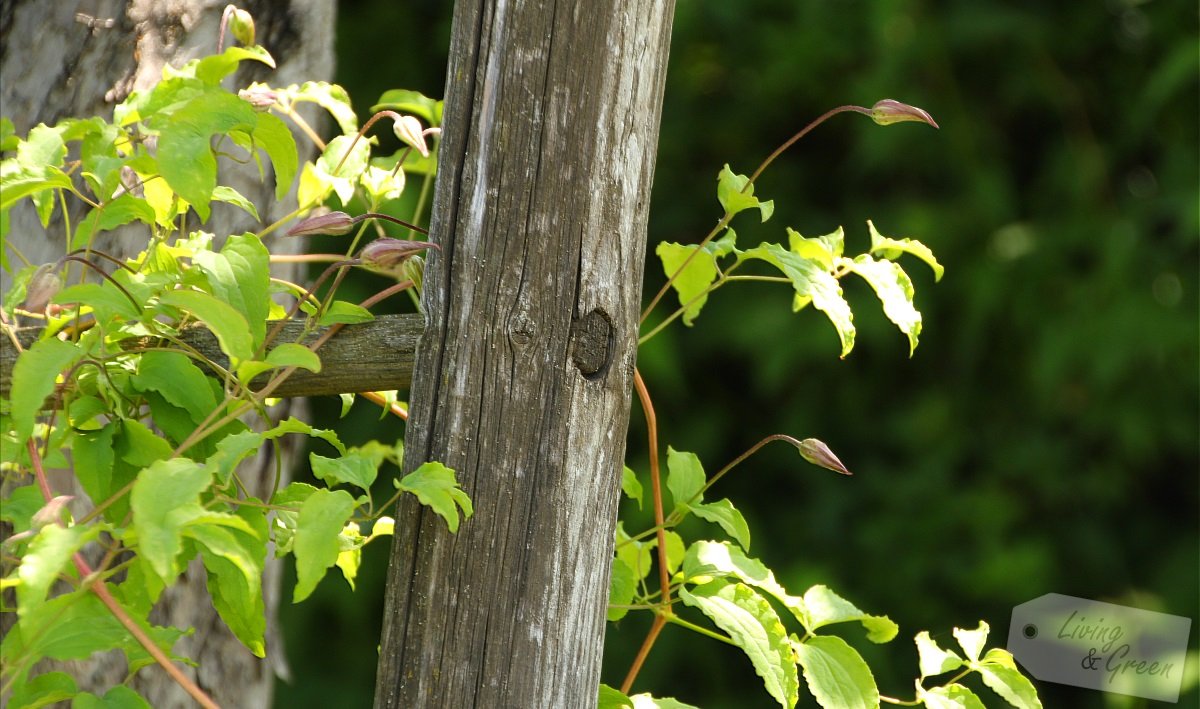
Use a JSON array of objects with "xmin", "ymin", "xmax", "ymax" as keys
[{"xmin": 0, "ymin": 314, "xmax": 423, "ymax": 399}]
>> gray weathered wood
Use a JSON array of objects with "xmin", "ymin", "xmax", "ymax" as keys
[
  {"xmin": 373, "ymin": 1, "xmax": 675, "ymax": 707},
  {"xmin": 0, "ymin": 314, "xmax": 422, "ymax": 399}
]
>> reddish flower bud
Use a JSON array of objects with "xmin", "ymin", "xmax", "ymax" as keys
[
  {"xmin": 22, "ymin": 264, "xmax": 63, "ymax": 313},
  {"xmin": 869, "ymin": 99, "xmax": 939, "ymax": 129},
  {"xmin": 798, "ymin": 438, "xmax": 853, "ymax": 475},
  {"xmin": 286, "ymin": 211, "xmax": 356, "ymax": 237},
  {"xmin": 392, "ymin": 115, "xmax": 430, "ymax": 158},
  {"xmin": 238, "ymin": 86, "xmax": 278, "ymax": 112},
  {"xmin": 358, "ymin": 238, "xmax": 439, "ymax": 276}
]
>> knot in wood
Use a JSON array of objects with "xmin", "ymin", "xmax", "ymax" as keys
[{"xmin": 570, "ymin": 308, "xmax": 613, "ymax": 380}]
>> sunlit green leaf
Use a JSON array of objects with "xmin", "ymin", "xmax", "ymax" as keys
[
  {"xmin": 395, "ymin": 462, "xmax": 473, "ymax": 533},
  {"xmin": 867, "ymin": 220, "xmax": 943, "ymax": 281},
  {"xmin": 921, "ymin": 684, "xmax": 986, "ymax": 709},
  {"xmin": 186, "ymin": 506, "xmax": 267, "ymax": 656},
  {"xmin": 132, "ymin": 351, "xmax": 217, "ymax": 423},
  {"xmin": 318, "ymin": 300, "xmax": 374, "ymax": 326},
  {"xmin": 800, "ymin": 585, "xmax": 898, "ymax": 642},
  {"xmin": 655, "ymin": 240, "xmax": 723, "ymax": 326},
  {"xmin": 292, "ymin": 489, "xmax": 357, "ymax": 602},
  {"xmin": 210, "ymin": 185, "xmax": 260, "ymax": 221},
  {"xmin": 158, "ymin": 289, "xmax": 253, "ymax": 362},
  {"xmin": 680, "ymin": 580, "xmax": 798, "ymax": 709},
  {"xmin": 52, "ymin": 282, "xmax": 141, "ymax": 322},
  {"xmin": 252, "ymin": 111, "xmax": 297, "ymax": 200},
  {"xmin": 10, "ymin": 338, "xmax": 83, "ymax": 442},
  {"xmin": 18, "ymin": 525, "xmax": 97, "ymax": 621},
  {"xmin": 372, "ymin": 89, "xmax": 443, "ymax": 126},
  {"xmin": 607, "ymin": 557, "xmax": 636, "ymax": 621},
  {"xmin": 193, "ymin": 45, "xmax": 275, "ymax": 85},
  {"xmin": 916, "ymin": 630, "xmax": 964, "ymax": 678},
  {"xmin": 690, "ymin": 498, "xmax": 751, "ymax": 551},
  {"xmin": 739, "ymin": 243, "xmax": 855, "ymax": 357},
  {"xmin": 156, "ymin": 91, "xmax": 257, "ymax": 221},
  {"xmin": 310, "ymin": 451, "xmax": 378, "ymax": 492},
  {"xmin": 847, "ymin": 255, "xmax": 922, "ymax": 355},
  {"xmin": 974, "ymin": 647, "xmax": 1042, "ymax": 709},
  {"xmin": 286, "ymin": 81, "xmax": 358, "ymax": 135},
  {"xmin": 716, "ymin": 164, "xmax": 773, "ymax": 221},
  {"xmin": 71, "ymin": 685, "xmax": 152, "ymax": 709},
  {"xmin": 6, "ymin": 670, "xmax": 78, "ymax": 708},
  {"xmin": 953, "ymin": 621, "xmax": 989, "ymax": 663},
  {"xmin": 130, "ymin": 459, "xmax": 210, "ymax": 583},
  {"xmin": 665, "ymin": 447, "xmax": 706, "ymax": 512},
  {"xmin": 621, "ymin": 466, "xmax": 644, "ymax": 510},
  {"xmin": 794, "ymin": 634, "xmax": 879, "ymax": 709}
]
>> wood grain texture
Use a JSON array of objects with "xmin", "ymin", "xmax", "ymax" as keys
[
  {"xmin": 0, "ymin": 314, "xmax": 422, "ymax": 398},
  {"xmin": 373, "ymin": 1, "xmax": 676, "ymax": 707}
]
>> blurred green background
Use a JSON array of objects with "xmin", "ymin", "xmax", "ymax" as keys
[{"xmin": 274, "ymin": 1, "xmax": 1198, "ymax": 707}]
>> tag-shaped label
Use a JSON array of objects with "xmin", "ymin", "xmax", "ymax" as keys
[{"xmin": 1009, "ymin": 593, "xmax": 1192, "ymax": 702}]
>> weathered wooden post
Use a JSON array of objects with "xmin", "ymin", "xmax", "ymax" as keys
[{"xmin": 373, "ymin": 1, "xmax": 676, "ymax": 706}]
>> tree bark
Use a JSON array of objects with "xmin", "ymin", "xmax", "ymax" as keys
[
  {"xmin": 0, "ymin": 2, "xmax": 334, "ymax": 706},
  {"xmin": 373, "ymin": 1, "xmax": 675, "ymax": 707}
]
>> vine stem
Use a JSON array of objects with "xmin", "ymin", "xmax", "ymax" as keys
[
  {"xmin": 622, "ymin": 368, "xmax": 672, "ymax": 694},
  {"xmin": 26, "ymin": 440, "xmax": 219, "ymax": 709}
]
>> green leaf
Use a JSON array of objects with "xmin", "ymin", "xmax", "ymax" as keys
[
  {"xmin": 156, "ymin": 91, "xmax": 257, "ymax": 221},
  {"xmin": 72, "ymin": 194, "xmax": 158, "ymax": 249},
  {"xmin": 598, "ymin": 684, "xmax": 634, "ymax": 709},
  {"xmin": 17, "ymin": 124, "xmax": 66, "ymax": 171},
  {"xmin": 372, "ymin": 89, "xmax": 443, "ymax": 126},
  {"xmin": 787, "ymin": 227, "xmax": 843, "ymax": 269},
  {"xmin": 287, "ymin": 81, "xmax": 358, "ymax": 135},
  {"xmin": 847, "ymin": 255, "xmax": 922, "ymax": 355},
  {"xmin": 292, "ymin": 489, "xmax": 357, "ymax": 602},
  {"xmin": 868, "ymin": 220, "xmax": 944, "ymax": 281},
  {"xmin": 680, "ymin": 540, "xmax": 807, "ymax": 624},
  {"xmin": 716, "ymin": 164, "xmax": 773, "ymax": 221},
  {"xmin": 690, "ymin": 498, "xmax": 751, "ymax": 551},
  {"xmin": 265, "ymin": 343, "xmax": 321, "ymax": 372},
  {"xmin": 1, "ymin": 592, "xmax": 185, "ymax": 672},
  {"xmin": 680, "ymin": 580, "xmax": 798, "ymax": 709},
  {"xmin": 800, "ymin": 585, "xmax": 898, "ymax": 642},
  {"xmin": 916, "ymin": 630, "xmax": 964, "ymax": 678},
  {"xmin": 18, "ymin": 525, "xmax": 96, "ymax": 621},
  {"xmin": 655, "ymin": 242, "xmax": 720, "ymax": 326},
  {"xmin": 665, "ymin": 447, "xmax": 706, "ymax": 511},
  {"xmin": 0, "ymin": 161, "xmax": 73, "ymax": 212},
  {"xmin": 0, "ymin": 485, "xmax": 46, "ymax": 536},
  {"xmin": 206, "ymin": 417, "xmax": 345, "ymax": 485},
  {"xmin": 130, "ymin": 459, "xmax": 211, "ymax": 583},
  {"xmin": 0, "ymin": 116, "xmax": 16, "ymax": 151},
  {"xmin": 210, "ymin": 185, "xmax": 260, "ymax": 221},
  {"xmin": 953, "ymin": 621, "xmax": 989, "ymax": 662},
  {"xmin": 252, "ymin": 111, "xmax": 298, "ymax": 200},
  {"xmin": 186, "ymin": 508, "xmax": 267, "ymax": 656},
  {"xmin": 395, "ymin": 462, "xmax": 473, "ymax": 533},
  {"xmin": 6, "ymin": 671, "xmax": 77, "ymax": 709},
  {"xmin": 132, "ymin": 351, "xmax": 217, "ymax": 423},
  {"xmin": 71, "ymin": 685, "xmax": 152, "ymax": 709},
  {"xmin": 310, "ymin": 452, "xmax": 379, "ymax": 492},
  {"xmin": 312, "ymin": 133, "xmax": 372, "ymax": 206},
  {"xmin": 607, "ymin": 557, "xmax": 637, "ymax": 621},
  {"xmin": 794, "ymin": 634, "xmax": 879, "ymax": 709},
  {"xmin": 974, "ymin": 647, "xmax": 1042, "ymax": 709},
  {"xmin": 52, "ymin": 282, "xmax": 141, "ymax": 322},
  {"xmin": 318, "ymin": 300, "xmax": 374, "ymax": 326},
  {"xmin": 196, "ymin": 231, "xmax": 271, "ymax": 349},
  {"xmin": 10, "ymin": 338, "xmax": 83, "ymax": 442},
  {"xmin": 621, "ymin": 466, "xmax": 644, "ymax": 510},
  {"xmin": 194, "ymin": 46, "xmax": 275, "ymax": 84},
  {"xmin": 738, "ymin": 243, "xmax": 855, "ymax": 357},
  {"xmin": 158, "ymin": 289, "xmax": 254, "ymax": 363},
  {"xmin": 921, "ymin": 684, "xmax": 986, "ymax": 709}
]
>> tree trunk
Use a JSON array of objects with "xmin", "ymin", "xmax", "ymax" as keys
[
  {"xmin": 373, "ymin": 1, "xmax": 675, "ymax": 707},
  {"xmin": 0, "ymin": 2, "xmax": 334, "ymax": 706}
]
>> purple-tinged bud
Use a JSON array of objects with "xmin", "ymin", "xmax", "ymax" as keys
[
  {"xmin": 869, "ymin": 99, "xmax": 939, "ymax": 129},
  {"xmin": 798, "ymin": 438, "xmax": 853, "ymax": 475},
  {"xmin": 286, "ymin": 211, "xmax": 356, "ymax": 237},
  {"xmin": 358, "ymin": 238, "xmax": 440, "ymax": 276},
  {"xmin": 228, "ymin": 6, "xmax": 255, "ymax": 46},
  {"xmin": 22, "ymin": 264, "xmax": 63, "ymax": 313},
  {"xmin": 392, "ymin": 115, "xmax": 430, "ymax": 157},
  {"xmin": 238, "ymin": 86, "xmax": 277, "ymax": 112}
]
